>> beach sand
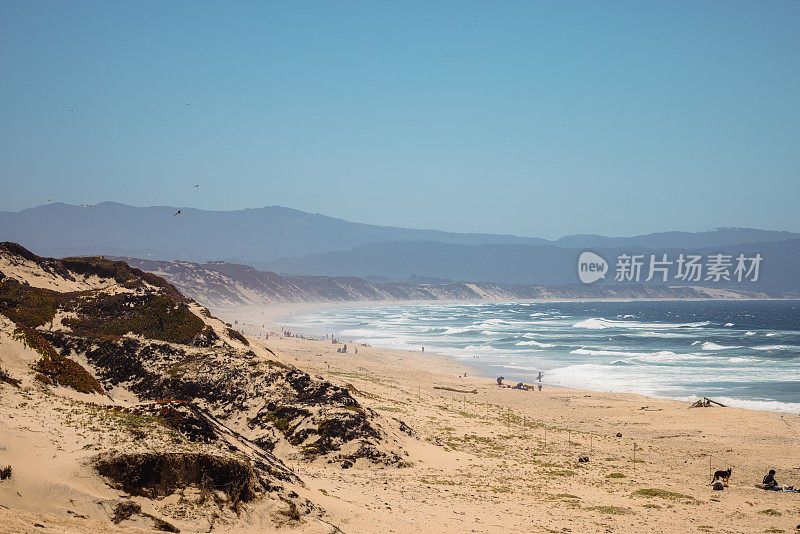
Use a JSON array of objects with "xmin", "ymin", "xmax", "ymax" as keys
[{"xmin": 218, "ymin": 303, "xmax": 800, "ymax": 534}]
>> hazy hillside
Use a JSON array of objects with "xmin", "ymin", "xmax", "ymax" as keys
[
  {"xmin": 0, "ymin": 202, "xmax": 548, "ymax": 263},
  {"xmin": 265, "ymin": 238, "xmax": 800, "ymax": 289},
  {"xmin": 1, "ymin": 203, "xmax": 796, "ymax": 269}
]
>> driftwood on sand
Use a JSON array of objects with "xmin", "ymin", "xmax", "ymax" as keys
[
  {"xmin": 689, "ymin": 397, "xmax": 726, "ymax": 408},
  {"xmin": 433, "ymin": 386, "xmax": 478, "ymax": 394}
]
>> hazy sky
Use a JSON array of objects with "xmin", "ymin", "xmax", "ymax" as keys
[{"xmin": 1, "ymin": 1, "xmax": 798, "ymax": 239}]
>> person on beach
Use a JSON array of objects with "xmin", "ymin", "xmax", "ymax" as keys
[
  {"xmin": 762, "ymin": 470, "xmax": 795, "ymax": 491},
  {"xmin": 496, "ymin": 376, "xmax": 504, "ymax": 386},
  {"xmin": 763, "ymin": 470, "xmax": 778, "ymax": 489},
  {"xmin": 421, "ymin": 346, "xmax": 424, "ymax": 353}
]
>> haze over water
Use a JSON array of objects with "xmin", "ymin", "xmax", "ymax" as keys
[{"xmin": 285, "ymin": 301, "xmax": 800, "ymax": 414}]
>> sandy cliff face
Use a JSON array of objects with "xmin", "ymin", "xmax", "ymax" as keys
[
  {"xmin": 118, "ymin": 256, "xmax": 777, "ymax": 308},
  {"xmin": 0, "ymin": 243, "xmax": 412, "ymax": 532}
]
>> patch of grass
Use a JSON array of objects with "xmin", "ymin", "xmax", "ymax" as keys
[
  {"xmin": 300, "ymin": 442, "xmax": 323, "ymax": 457},
  {"xmin": 642, "ymin": 503, "xmax": 661, "ymax": 509},
  {"xmin": 375, "ymin": 406, "xmax": 404, "ymax": 412},
  {"xmin": 763, "ymin": 529, "xmax": 784, "ymax": 533},
  {"xmin": 758, "ymin": 509, "xmax": 781, "ymax": 516},
  {"xmin": 14, "ymin": 324, "xmax": 104, "ymax": 394},
  {"xmin": 0, "ymin": 366, "xmax": 20, "ymax": 388},
  {"xmin": 266, "ymin": 406, "xmax": 310, "ymax": 437},
  {"xmin": 0, "ymin": 278, "xmax": 59, "ymax": 326},
  {"xmin": 555, "ymin": 493, "xmax": 580, "ymax": 500},
  {"xmin": 64, "ymin": 294, "xmax": 205, "ymax": 344},
  {"xmin": 607, "ymin": 472, "xmax": 627, "ymax": 478},
  {"xmin": 226, "ymin": 328, "xmax": 249, "ymax": 346},
  {"xmin": 547, "ymin": 469, "xmax": 577, "ymax": 477},
  {"xmin": 265, "ymin": 359, "xmax": 292, "ymax": 370},
  {"xmin": 344, "ymin": 383, "xmax": 380, "ymax": 400},
  {"xmin": 632, "ymin": 488, "xmax": 696, "ymax": 502},
  {"xmin": 0, "ymin": 465, "xmax": 12, "ymax": 480},
  {"xmin": 586, "ymin": 505, "xmax": 631, "ymax": 515}
]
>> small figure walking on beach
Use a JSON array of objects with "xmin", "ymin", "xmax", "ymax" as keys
[{"xmin": 421, "ymin": 346, "xmax": 424, "ymax": 353}]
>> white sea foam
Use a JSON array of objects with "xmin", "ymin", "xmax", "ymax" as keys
[
  {"xmin": 572, "ymin": 317, "xmax": 711, "ymax": 330},
  {"xmin": 701, "ymin": 342, "xmax": 742, "ymax": 351},
  {"xmin": 516, "ymin": 340, "xmax": 555, "ymax": 348},
  {"xmin": 753, "ymin": 345, "xmax": 798, "ymax": 351},
  {"xmin": 571, "ymin": 348, "xmax": 683, "ymax": 360}
]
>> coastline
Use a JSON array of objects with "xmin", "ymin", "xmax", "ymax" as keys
[
  {"xmin": 215, "ymin": 300, "xmax": 800, "ymax": 415},
  {"xmin": 213, "ymin": 305, "xmax": 800, "ymax": 532}
]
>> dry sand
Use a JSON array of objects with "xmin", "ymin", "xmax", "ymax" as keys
[{"xmin": 219, "ymin": 303, "xmax": 800, "ymax": 534}]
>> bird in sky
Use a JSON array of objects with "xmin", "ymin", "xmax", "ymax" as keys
[
  {"xmin": 173, "ymin": 210, "xmax": 182, "ymax": 216},
  {"xmin": 193, "ymin": 184, "xmax": 199, "ymax": 188}
]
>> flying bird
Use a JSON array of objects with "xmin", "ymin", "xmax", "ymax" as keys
[
  {"xmin": 193, "ymin": 184, "xmax": 199, "ymax": 188},
  {"xmin": 173, "ymin": 210, "xmax": 182, "ymax": 216}
]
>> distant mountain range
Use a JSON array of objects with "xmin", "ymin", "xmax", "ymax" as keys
[
  {"xmin": 264, "ymin": 238, "xmax": 800, "ymax": 289},
  {"xmin": 1, "ymin": 202, "xmax": 798, "ymax": 290}
]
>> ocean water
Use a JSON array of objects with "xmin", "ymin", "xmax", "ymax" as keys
[{"xmin": 282, "ymin": 301, "xmax": 800, "ymax": 414}]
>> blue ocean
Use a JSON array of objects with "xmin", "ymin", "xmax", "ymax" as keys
[{"xmin": 283, "ymin": 301, "xmax": 800, "ymax": 413}]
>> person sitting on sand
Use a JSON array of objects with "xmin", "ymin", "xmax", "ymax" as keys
[
  {"xmin": 763, "ymin": 470, "xmax": 779, "ymax": 489},
  {"xmin": 496, "ymin": 376, "xmax": 504, "ymax": 386},
  {"xmin": 513, "ymin": 382, "xmax": 525, "ymax": 390}
]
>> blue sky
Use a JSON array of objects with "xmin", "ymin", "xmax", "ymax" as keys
[{"xmin": 1, "ymin": 1, "xmax": 798, "ymax": 239}]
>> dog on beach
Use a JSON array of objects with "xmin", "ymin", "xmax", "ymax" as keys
[{"xmin": 711, "ymin": 468, "xmax": 732, "ymax": 484}]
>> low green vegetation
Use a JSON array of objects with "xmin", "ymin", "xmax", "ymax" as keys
[
  {"xmin": 0, "ymin": 278, "xmax": 59, "ymax": 326},
  {"xmin": 586, "ymin": 505, "xmax": 631, "ymax": 515},
  {"xmin": 632, "ymin": 488, "xmax": 696, "ymax": 502},
  {"xmin": 758, "ymin": 509, "xmax": 781, "ymax": 516},
  {"xmin": 0, "ymin": 366, "xmax": 20, "ymax": 387},
  {"xmin": 64, "ymin": 294, "xmax": 205, "ymax": 344},
  {"xmin": 226, "ymin": 327, "xmax": 249, "ymax": 346},
  {"xmin": 607, "ymin": 472, "xmax": 627, "ymax": 478},
  {"xmin": 14, "ymin": 324, "xmax": 104, "ymax": 394}
]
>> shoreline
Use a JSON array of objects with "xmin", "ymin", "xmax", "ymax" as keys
[
  {"xmin": 230, "ymin": 316, "xmax": 800, "ymax": 533},
  {"xmin": 214, "ymin": 300, "xmax": 800, "ymax": 416}
]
